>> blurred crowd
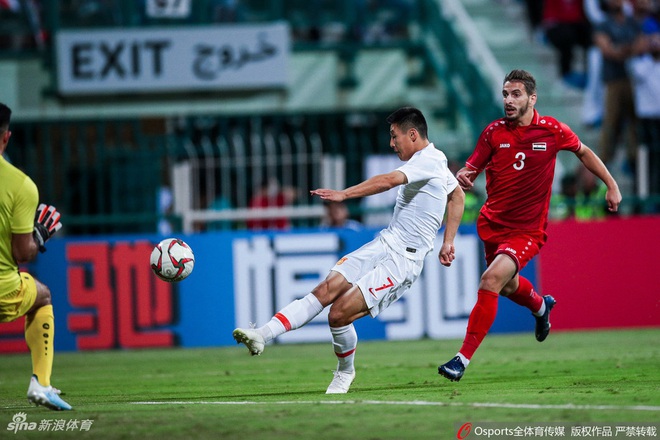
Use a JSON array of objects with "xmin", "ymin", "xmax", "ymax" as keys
[
  {"xmin": 0, "ymin": 0, "xmax": 416, "ymax": 50},
  {"xmin": 520, "ymin": 0, "xmax": 660, "ymax": 213}
]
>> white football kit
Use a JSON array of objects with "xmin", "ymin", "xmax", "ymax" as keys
[{"xmin": 331, "ymin": 143, "xmax": 459, "ymax": 317}]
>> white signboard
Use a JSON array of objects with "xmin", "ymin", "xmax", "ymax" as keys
[{"xmin": 55, "ymin": 23, "xmax": 290, "ymax": 95}]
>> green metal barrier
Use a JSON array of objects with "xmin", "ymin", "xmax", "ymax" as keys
[
  {"xmin": 7, "ymin": 111, "xmax": 395, "ymax": 235},
  {"xmin": 7, "ymin": 119, "xmax": 168, "ymax": 235}
]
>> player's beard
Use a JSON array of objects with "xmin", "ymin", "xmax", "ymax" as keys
[{"xmin": 504, "ymin": 100, "xmax": 530, "ymax": 122}]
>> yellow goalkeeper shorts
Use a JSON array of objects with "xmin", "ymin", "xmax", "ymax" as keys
[{"xmin": 0, "ymin": 272, "xmax": 37, "ymax": 323}]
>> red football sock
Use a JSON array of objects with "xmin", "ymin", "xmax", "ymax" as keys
[
  {"xmin": 459, "ymin": 289, "xmax": 499, "ymax": 360},
  {"xmin": 505, "ymin": 276, "xmax": 543, "ymax": 313}
]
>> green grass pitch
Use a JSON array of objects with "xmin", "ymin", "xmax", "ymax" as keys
[{"xmin": 0, "ymin": 328, "xmax": 658, "ymax": 439}]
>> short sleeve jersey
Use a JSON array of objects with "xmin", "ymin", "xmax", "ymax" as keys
[
  {"xmin": 0, "ymin": 155, "xmax": 39, "ymax": 294},
  {"xmin": 466, "ymin": 110, "xmax": 580, "ymax": 232},
  {"xmin": 379, "ymin": 143, "xmax": 459, "ymax": 260}
]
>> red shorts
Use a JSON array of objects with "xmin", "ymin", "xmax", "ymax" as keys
[{"xmin": 477, "ymin": 214, "xmax": 547, "ymax": 272}]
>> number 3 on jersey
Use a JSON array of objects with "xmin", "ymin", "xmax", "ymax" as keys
[{"xmin": 513, "ymin": 152, "xmax": 526, "ymax": 170}]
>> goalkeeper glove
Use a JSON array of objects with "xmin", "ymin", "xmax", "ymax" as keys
[{"xmin": 33, "ymin": 203, "xmax": 62, "ymax": 253}]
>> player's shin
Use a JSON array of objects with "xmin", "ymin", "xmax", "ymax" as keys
[
  {"xmin": 263, "ymin": 293, "xmax": 324, "ymax": 341},
  {"xmin": 25, "ymin": 305, "xmax": 54, "ymax": 386},
  {"xmin": 330, "ymin": 323, "xmax": 357, "ymax": 372},
  {"xmin": 459, "ymin": 289, "xmax": 499, "ymax": 360},
  {"xmin": 505, "ymin": 276, "xmax": 544, "ymax": 314}
]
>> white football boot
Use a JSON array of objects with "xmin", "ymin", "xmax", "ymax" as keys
[
  {"xmin": 27, "ymin": 375, "xmax": 72, "ymax": 411},
  {"xmin": 325, "ymin": 370, "xmax": 356, "ymax": 394},
  {"xmin": 232, "ymin": 328, "xmax": 265, "ymax": 356}
]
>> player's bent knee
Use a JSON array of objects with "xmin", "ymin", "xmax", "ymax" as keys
[
  {"xmin": 479, "ymin": 272, "xmax": 505, "ymax": 293},
  {"xmin": 327, "ymin": 304, "xmax": 351, "ymax": 328},
  {"xmin": 33, "ymin": 282, "xmax": 52, "ymax": 307},
  {"xmin": 312, "ymin": 275, "xmax": 349, "ymax": 307}
]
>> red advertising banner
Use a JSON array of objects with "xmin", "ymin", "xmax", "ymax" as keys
[
  {"xmin": 66, "ymin": 241, "xmax": 175, "ymax": 350},
  {"xmin": 539, "ymin": 216, "xmax": 660, "ymax": 330}
]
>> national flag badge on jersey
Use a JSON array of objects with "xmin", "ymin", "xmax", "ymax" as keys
[{"xmin": 532, "ymin": 143, "xmax": 547, "ymax": 151}]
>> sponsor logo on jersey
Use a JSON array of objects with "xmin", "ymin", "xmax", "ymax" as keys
[
  {"xmin": 505, "ymin": 247, "xmax": 517, "ymax": 254},
  {"xmin": 368, "ymin": 277, "xmax": 394, "ymax": 298},
  {"xmin": 499, "ymin": 143, "xmax": 510, "ymax": 148},
  {"xmin": 532, "ymin": 143, "xmax": 547, "ymax": 151},
  {"xmin": 336, "ymin": 257, "xmax": 348, "ymax": 265}
]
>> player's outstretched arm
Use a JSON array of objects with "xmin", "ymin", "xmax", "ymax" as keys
[
  {"xmin": 439, "ymin": 185, "xmax": 465, "ymax": 267},
  {"xmin": 311, "ymin": 171, "xmax": 406, "ymax": 202},
  {"xmin": 574, "ymin": 144, "xmax": 622, "ymax": 212}
]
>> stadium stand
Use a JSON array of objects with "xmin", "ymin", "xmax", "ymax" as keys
[{"xmin": 0, "ymin": 0, "xmax": 655, "ymax": 234}]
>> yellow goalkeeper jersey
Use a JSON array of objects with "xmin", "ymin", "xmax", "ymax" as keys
[{"xmin": 0, "ymin": 154, "xmax": 38, "ymax": 295}]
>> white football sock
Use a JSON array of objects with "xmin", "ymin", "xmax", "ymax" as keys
[
  {"xmin": 262, "ymin": 293, "xmax": 324, "ymax": 342},
  {"xmin": 533, "ymin": 301, "xmax": 546, "ymax": 317},
  {"xmin": 330, "ymin": 324, "xmax": 357, "ymax": 373},
  {"xmin": 457, "ymin": 352, "xmax": 470, "ymax": 367}
]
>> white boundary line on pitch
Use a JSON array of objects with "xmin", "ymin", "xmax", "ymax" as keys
[{"xmin": 130, "ymin": 400, "xmax": 660, "ymax": 412}]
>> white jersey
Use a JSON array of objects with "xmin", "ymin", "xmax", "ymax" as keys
[{"xmin": 379, "ymin": 143, "xmax": 458, "ymax": 261}]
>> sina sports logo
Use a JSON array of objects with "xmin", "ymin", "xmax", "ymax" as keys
[{"xmin": 7, "ymin": 412, "xmax": 37, "ymax": 433}]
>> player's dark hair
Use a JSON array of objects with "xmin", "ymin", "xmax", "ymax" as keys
[
  {"xmin": 386, "ymin": 107, "xmax": 428, "ymax": 140},
  {"xmin": 504, "ymin": 69, "xmax": 537, "ymax": 96},
  {"xmin": 0, "ymin": 103, "xmax": 11, "ymax": 133}
]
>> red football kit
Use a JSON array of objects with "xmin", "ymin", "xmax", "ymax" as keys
[
  {"xmin": 466, "ymin": 110, "xmax": 581, "ymax": 270},
  {"xmin": 449, "ymin": 109, "xmax": 579, "ymax": 362}
]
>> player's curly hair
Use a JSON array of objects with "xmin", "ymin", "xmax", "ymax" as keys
[
  {"xmin": 504, "ymin": 69, "xmax": 537, "ymax": 96},
  {"xmin": 386, "ymin": 107, "xmax": 428, "ymax": 140}
]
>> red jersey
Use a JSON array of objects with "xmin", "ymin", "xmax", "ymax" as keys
[
  {"xmin": 466, "ymin": 110, "xmax": 581, "ymax": 232},
  {"xmin": 247, "ymin": 193, "xmax": 290, "ymax": 230}
]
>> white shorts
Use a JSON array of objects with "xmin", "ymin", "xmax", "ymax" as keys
[{"xmin": 330, "ymin": 236, "xmax": 424, "ymax": 318}]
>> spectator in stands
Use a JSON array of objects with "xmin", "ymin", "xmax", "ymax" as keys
[
  {"xmin": 551, "ymin": 165, "xmax": 609, "ymax": 220},
  {"xmin": 593, "ymin": 0, "xmax": 645, "ymax": 172},
  {"xmin": 62, "ymin": 0, "xmax": 120, "ymax": 27},
  {"xmin": 551, "ymin": 173, "xmax": 579, "ymax": 219},
  {"xmin": 320, "ymin": 201, "xmax": 363, "ymax": 231},
  {"xmin": 521, "ymin": 0, "xmax": 546, "ymax": 43},
  {"xmin": 0, "ymin": 0, "xmax": 22, "ymax": 50},
  {"xmin": 575, "ymin": 163, "xmax": 609, "ymax": 218},
  {"xmin": 0, "ymin": 0, "xmax": 44, "ymax": 50},
  {"xmin": 628, "ymin": 1, "xmax": 660, "ymax": 206},
  {"xmin": 210, "ymin": 0, "xmax": 245, "ymax": 23},
  {"xmin": 542, "ymin": 0, "xmax": 592, "ymax": 89},
  {"xmin": 206, "ymin": 195, "xmax": 233, "ymax": 231},
  {"xmin": 247, "ymin": 177, "xmax": 297, "ymax": 230},
  {"xmin": 357, "ymin": 0, "xmax": 413, "ymax": 44},
  {"xmin": 582, "ymin": 0, "xmax": 609, "ymax": 127}
]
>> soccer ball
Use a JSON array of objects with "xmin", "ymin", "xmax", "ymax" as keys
[{"xmin": 150, "ymin": 238, "xmax": 195, "ymax": 282}]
